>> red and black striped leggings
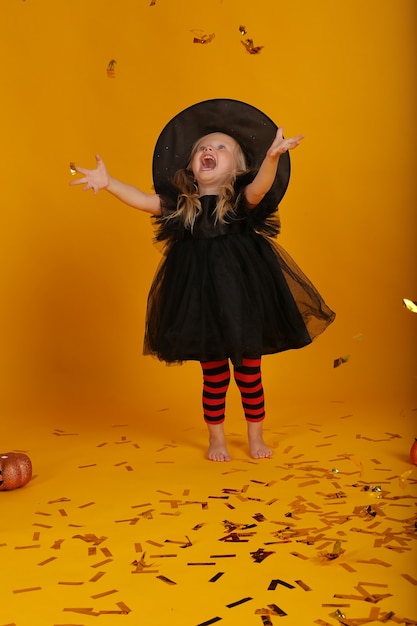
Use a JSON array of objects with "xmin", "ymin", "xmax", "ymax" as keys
[{"xmin": 200, "ymin": 358, "xmax": 265, "ymax": 424}]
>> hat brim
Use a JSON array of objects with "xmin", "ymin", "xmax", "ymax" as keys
[{"xmin": 152, "ymin": 98, "xmax": 290, "ymax": 206}]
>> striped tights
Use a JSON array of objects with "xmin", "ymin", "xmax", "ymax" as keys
[{"xmin": 200, "ymin": 358, "xmax": 265, "ymax": 424}]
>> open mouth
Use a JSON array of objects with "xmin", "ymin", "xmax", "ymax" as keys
[{"xmin": 201, "ymin": 154, "xmax": 216, "ymax": 170}]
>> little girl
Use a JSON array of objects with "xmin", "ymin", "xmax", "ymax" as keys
[{"xmin": 71, "ymin": 99, "xmax": 335, "ymax": 462}]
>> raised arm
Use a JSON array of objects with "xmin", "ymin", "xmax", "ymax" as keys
[
  {"xmin": 245, "ymin": 128, "xmax": 304, "ymax": 208},
  {"xmin": 70, "ymin": 154, "xmax": 162, "ymax": 216}
]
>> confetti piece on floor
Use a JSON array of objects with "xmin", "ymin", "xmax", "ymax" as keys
[
  {"xmin": 89, "ymin": 572, "xmax": 106, "ymax": 583},
  {"xmin": 339, "ymin": 562, "xmax": 356, "ymax": 573},
  {"xmin": 290, "ymin": 551, "xmax": 309, "ymax": 560},
  {"xmin": 38, "ymin": 557, "xmax": 57, "ymax": 566},
  {"xmin": 150, "ymin": 553, "xmax": 177, "ymax": 558},
  {"xmin": 401, "ymin": 573, "xmax": 417, "ymax": 585},
  {"xmin": 90, "ymin": 558, "xmax": 113, "ymax": 568},
  {"xmin": 91, "ymin": 589, "xmax": 118, "ymax": 599},
  {"xmin": 156, "ymin": 575, "xmax": 176, "ymax": 585},
  {"xmin": 196, "ymin": 618, "xmax": 222, "ymax": 626},
  {"xmin": 295, "ymin": 579, "xmax": 311, "ymax": 591},
  {"xmin": 63, "ymin": 608, "xmax": 99, "ymax": 615},
  {"xmin": 101, "ymin": 547, "xmax": 113, "ymax": 557},
  {"xmin": 13, "ymin": 587, "xmax": 42, "ymax": 593},
  {"xmin": 116, "ymin": 602, "xmax": 132, "ymax": 614},
  {"xmin": 226, "ymin": 597, "xmax": 253, "ymax": 608},
  {"xmin": 210, "ymin": 554, "xmax": 236, "ymax": 559}
]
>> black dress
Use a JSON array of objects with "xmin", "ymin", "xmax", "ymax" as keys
[{"xmin": 144, "ymin": 180, "xmax": 335, "ymax": 366}]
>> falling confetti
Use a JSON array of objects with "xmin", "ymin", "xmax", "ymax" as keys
[
  {"xmin": 107, "ymin": 59, "xmax": 116, "ymax": 78},
  {"xmin": 191, "ymin": 30, "xmax": 215, "ymax": 44},
  {"xmin": 403, "ymin": 298, "xmax": 417, "ymax": 313},
  {"xmin": 241, "ymin": 38, "xmax": 264, "ymax": 54},
  {"xmin": 333, "ymin": 355, "xmax": 350, "ymax": 368}
]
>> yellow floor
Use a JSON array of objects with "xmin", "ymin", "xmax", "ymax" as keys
[{"xmin": 2, "ymin": 396, "xmax": 416, "ymax": 626}]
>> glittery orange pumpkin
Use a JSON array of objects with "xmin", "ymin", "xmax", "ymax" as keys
[
  {"xmin": 410, "ymin": 439, "xmax": 417, "ymax": 465},
  {"xmin": 0, "ymin": 452, "xmax": 32, "ymax": 491}
]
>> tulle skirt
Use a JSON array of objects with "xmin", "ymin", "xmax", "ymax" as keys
[{"xmin": 143, "ymin": 231, "xmax": 335, "ymax": 366}]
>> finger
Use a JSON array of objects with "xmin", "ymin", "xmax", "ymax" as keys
[
  {"xmin": 73, "ymin": 166, "xmax": 89, "ymax": 176},
  {"xmin": 70, "ymin": 177, "xmax": 87, "ymax": 186},
  {"xmin": 95, "ymin": 154, "xmax": 105, "ymax": 169}
]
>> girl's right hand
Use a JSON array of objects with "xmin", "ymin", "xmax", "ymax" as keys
[{"xmin": 70, "ymin": 154, "xmax": 110, "ymax": 194}]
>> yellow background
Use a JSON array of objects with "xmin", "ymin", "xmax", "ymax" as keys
[
  {"xmin": 1, "ymin": 2, "xmax": 417, "ymax": 625},
  {"xmin": 1, "ymin": 0, "xmax": 416, "ymax": 420}
]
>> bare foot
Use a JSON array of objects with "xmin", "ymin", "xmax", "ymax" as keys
[
  {"xmin": 206, "ymin": 423, "xmax": 231, "ymax": 462},
  {"xmin": 247, "ymin": 421, "xmax": 272, "ymax": 459}
]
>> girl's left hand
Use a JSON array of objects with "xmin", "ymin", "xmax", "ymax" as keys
[{"xmin": 267, "ymin": 127, "xmax": 304, "ymax": 157}]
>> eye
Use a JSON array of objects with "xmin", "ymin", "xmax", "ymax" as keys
[{"xmin": 217, "ymin": 144, "xmax": 226, "ymax": 150}]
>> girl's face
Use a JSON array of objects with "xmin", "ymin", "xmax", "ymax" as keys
[{"xmin": 190, "ymin": 132, "xmax": 243, "ymax": 192}]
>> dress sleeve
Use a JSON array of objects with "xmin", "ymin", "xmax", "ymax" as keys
[
  {"xmin": 235, "ymin": 172, "xmax": 282, "ymax": 239},
  {"xmin": 151, "ymin": 191, "xmax": 184, "ymax": 251}
]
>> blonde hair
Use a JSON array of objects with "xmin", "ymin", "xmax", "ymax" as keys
[{"xmin": 166, "ymin": 136, "xmax": 248, "ymax": 230}]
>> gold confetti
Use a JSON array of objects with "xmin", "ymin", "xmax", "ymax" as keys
[
  {"xmin": 13, "ymin": 587, "xmax": 42, "ymax": 593},
  {"xmin": 69, "ymin": 162, "xmax": 76, "ymax": 175},
  {"xmin": 91, "ymin": 589, "xmax": 118, "ymax": 599},
  {"xmin": 333, "ymin": 355, "xmax": 350, "ymax": 368},
  {"xmin": 399, "ymin": 466, "xmax": 414, "ymax": 488},
  {"xmin": 63, "ymin": 608, "xmax": 100, "ymax": 615},
  {"xmin": 89, "ymin": 571, "xmax": 106, "ymax": 582},
  {"xmin": 339, "ymin": 562, "xmax": 356, "ymax": 572},
  {"xmin": 290, "ymin": 551, "xmax": 309, "ymax": 560},
  {"xmin": 241, "ymin": 38, "xmax": 264, "ymax": 54},
  {"xmin": 117, "ymin": 602, "xmax": 132, "ymax": 614},
  {"xmin": 239, "ymin": 25, "xmax": 247, "ymax": 35},
  {"xmin": 90, "ymin": 558, "xmax": 113, "ymax": 568},
  {"xmin": 157, "ymin": 575, "xmax": 176, "ymax": 585},
  {"xmin": 59, "ymin": 581, "xmax": 84, "ymax": 586},
  {"xmin": 38, "ymin": 557, "xmax": 57, "ymax": 566},
  {"xmin": 402, "ymin": 573, "xmax": 417, "ymax": 585},
  {"xmin": 191, "ymin": 30, "xmax": 215, "ymax": 44},
  {"xmin": 107, "ymin": 59, "xmax": 116, "ymax": 78},
  {"xmin": 403, "ymin": 298, "xmax": 417, "ymax": 313}
]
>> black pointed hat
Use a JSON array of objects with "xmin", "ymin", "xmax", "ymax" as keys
[{"xmin": 152, "ymin": 98, "xmax": 290, "ymax": 205}]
